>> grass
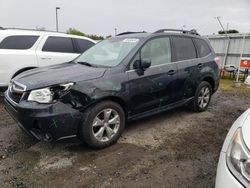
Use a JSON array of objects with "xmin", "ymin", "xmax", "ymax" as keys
[{"xmin": 219, "ymin": 78, "xmax": 250, "ymax": 98}]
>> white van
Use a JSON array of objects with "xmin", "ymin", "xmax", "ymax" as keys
[{"xmin": 0, "ymin": 28, "xmax": 96, "ymax": 92}]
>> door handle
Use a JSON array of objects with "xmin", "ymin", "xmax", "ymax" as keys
[
  {"xmin": 167, "ymin": 69, "xmax": 176, "ymax": 75},
  {"xmin": 41, "ymin": 57, "xmax": 52, "ymax": 60},
  {"xmin": 198, "ymin": 63, "xmax": 202, "ymax": 69}
]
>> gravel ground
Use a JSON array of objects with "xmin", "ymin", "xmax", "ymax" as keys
[{"xmin": 0, "ymin": 90, "xmax": 249, "ymax": 188}]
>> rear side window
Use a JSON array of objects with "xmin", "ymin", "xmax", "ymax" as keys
[
  {"xmin": 172, "ymin": 37, "xmax": 196, "ymax": 61},
  {"xmin": 194, "ymin": 38, "xmax": 211, "ymax": 57},
  {"xmin": 42, "ymin": 36, "xmax": 74, "ymax": 53},
  {"xmin": 0, "ymin": 35, "xmax": 39, "ymax": 50},
  {"xmin": 75, "ymin": 39, "xmax": 95, "ymax": 53}
]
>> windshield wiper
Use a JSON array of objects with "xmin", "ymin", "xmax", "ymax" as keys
[{"xmin": 77, "ymin": 61, "xmax": 95, "ymax": 67}]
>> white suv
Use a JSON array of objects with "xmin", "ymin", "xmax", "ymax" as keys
[{"xmin": 0, "ymin": 29, "xmax": 96, "ymax": 92}]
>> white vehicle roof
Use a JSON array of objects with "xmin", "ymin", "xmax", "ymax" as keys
[{"xmin": 0, "ymin": 28, "xmax": 96, "ymax": 43}]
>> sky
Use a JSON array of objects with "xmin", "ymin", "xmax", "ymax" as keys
[{"xmin": 0, "ymin": 0, "xmax": 249, "ymax": 36}]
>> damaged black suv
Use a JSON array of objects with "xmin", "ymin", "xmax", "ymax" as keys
[{"xmin": 4, "ymin": 29, "xmax": 220, "ymax": 148}]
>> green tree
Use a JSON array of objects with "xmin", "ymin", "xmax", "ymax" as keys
[
  {"xmin": 218, "ymin": 29, "xmax": 239, "ymax": 34},
  {"xmin": 66, "ymin": 28, "xmax": 105, "ymax": 40},
  {"xmin": 66, "ymin": 28, "xmax": 85, "ymax": 36}
]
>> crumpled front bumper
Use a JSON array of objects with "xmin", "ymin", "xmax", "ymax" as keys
[{"xmin": 4, "ymin": 93, "xmax": 83, "ymax": 141}]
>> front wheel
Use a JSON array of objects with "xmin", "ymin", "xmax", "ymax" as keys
[
  {"xmin": 80, "ymin": 101, "xmax": 125, "ymax": 149},
  {"xmin": 189, "ymin": 81, "xmax": 212, "ymax": 112}
]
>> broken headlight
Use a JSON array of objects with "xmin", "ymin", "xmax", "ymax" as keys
[{"xmin": 27, "ymin": 83, "xmax": 74, "ymax": 104}]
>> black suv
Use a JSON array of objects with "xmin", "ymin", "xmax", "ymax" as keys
[{"xmin": 4, "ymin": 29, "xmax": 220, "ymax": 148}]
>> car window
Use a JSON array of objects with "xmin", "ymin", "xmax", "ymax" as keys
[
  {"xmin": 194, "ymin": 38, "xmax": 211, "ymax": 57},
  {"xmin": 75, "ymin": 38, "xmax": 139, "ymax": 67},
  {"xmin": 42, "ymin": 36, "xmax": 75, "ymax": 53},
  {"xmin": 172, "ymin": 37, "xmax": 196, "ymax": 61},
  {"xmin": 75, "ymin": 39, "xmax": 95, "ymax": 53},
  {"xmin": 130, "ymin": 37, "xmax": 171, "ymax": 69},
  {"xmin": 0, "ymin": 35, "xmax": 39, "ymax": 50}
]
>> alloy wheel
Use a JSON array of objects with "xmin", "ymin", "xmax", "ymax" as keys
[
  {"xmin": 92, "ymin": 108, "xmax": 120, "ymax": 142},
  {"xmin": 198, "ymin": 86, "xmax": 211, "ymax": 109}
]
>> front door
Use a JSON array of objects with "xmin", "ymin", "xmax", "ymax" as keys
[{"xmin": 127, "ymin": 37, "xmax": 178, "ymax": 115}]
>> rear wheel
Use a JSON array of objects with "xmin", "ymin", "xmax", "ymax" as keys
[
  {"xmin": 189, "ymin": 81, "xmax": 212, "ymax": 112},
  {"xmin": 80, "ymin": 101, "xmax": 125, "ymax": 149}
]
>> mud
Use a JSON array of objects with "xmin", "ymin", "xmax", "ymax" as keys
[{"xmin": 0, "ymin": 90, "xmax": 249, "ymax": 188}]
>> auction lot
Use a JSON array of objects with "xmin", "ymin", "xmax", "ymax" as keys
[{"xmin": 0, "ymin": 80, "xmax": 250, "ymax": 188}]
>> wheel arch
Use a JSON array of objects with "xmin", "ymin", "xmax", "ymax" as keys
[
  {"xmin": 202, "ymin": 76, "xmax": 215, "ymax": 93},
  {"xmin": 12, "ymin": 67, "xmax": 38, "ymax": 79},
  {"xmin": 90, "ymin": 96, "xmax": 128, "ymax": 118}
]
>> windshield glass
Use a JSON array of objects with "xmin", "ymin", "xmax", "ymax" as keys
[{"xmin": 74, "ymin": 38, "xmax": 139, "ymax": 67}]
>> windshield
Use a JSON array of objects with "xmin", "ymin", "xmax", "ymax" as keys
[{"xmin": 74, "ymin": 38, "xmax": 139, "ymax": 67}]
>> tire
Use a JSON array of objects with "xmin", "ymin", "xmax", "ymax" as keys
[
  {"xmin": 80, "ymin": 101, "xmax": 125, "ymax": 149},
  {"xmin": 189, "ymin": 81, "xmax": 212, "ymax": 112}
]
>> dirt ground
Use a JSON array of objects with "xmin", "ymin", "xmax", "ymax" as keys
[{"xmin": 0, "ymin": 88, "xmax": 250, "ymax": 188}]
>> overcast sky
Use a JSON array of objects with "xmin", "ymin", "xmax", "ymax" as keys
[{"xmin": 0, "ymin": 0, "xmax": 249, "ymax": 36}]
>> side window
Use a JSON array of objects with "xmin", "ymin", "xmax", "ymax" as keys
[
  {"xmin": 172, "ymin": 37, "xmax": 196, "ymax": 61},
  {"xmin": 42, "ymin": 36, "xmax": 74, "ymax": 53},
  {"xmin": 194, "ymin": 38, "xmax": 211, "ymax": 57},
  {"xmin": 0, "ymin": 35, "xmax": 39, "ymax": 50},
  {"xmin": 130, "ymin": 37, "xmax": 171, "ymax": 69},
  {"xmin": 75, "ymin": 39, "xmax": 95, "ymax": 53}
]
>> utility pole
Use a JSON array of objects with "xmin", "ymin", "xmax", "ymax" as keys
[
  {"xmin": 56, "ymin": 7, "xmax": 60, "ymax": 32},
  {"xmin": 115, "ymin": 28, "xmax": 117, "ymax": 36},
  {"xmin": 236, "ymin": 34, "xmax": 246, "ymax": 83},
  {"xmin": 215, "ymin": 16, "xmax": 226, "ymax": 33},
  {"xmin": 215, "ymin": 16, "xmax": 230, "ymax": 70}
]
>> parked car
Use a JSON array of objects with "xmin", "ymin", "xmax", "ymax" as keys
[
  {"xmin": 4, "ymin": 29, "xmax": 220, "ymax": 148},
  {"xmin": 215, "ymin": 108, "xmax": 250, "ymax": 188},
  {"xmin": 245, "ymin": 75, "xmax": 250, "ymax": 88},
  {"xmin": 0, "ymin": 28, "xmax": 96, "ymax": 92}
]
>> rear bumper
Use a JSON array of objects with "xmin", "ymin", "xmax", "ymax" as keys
[
  {"xmin": 214, "ymin": 79, "xmax": 220, "ymax": 93},
  {"xmin": 4, "ymin": 93, "xmax": 82, "ymax": 141}
]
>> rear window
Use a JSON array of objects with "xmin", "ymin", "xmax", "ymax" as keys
[
  {"xmin": 172, "ymin": 37, "xmax": 197, "ymax": 61},
  {"xmin": 194, "ymin": 38, "xmax": 211, "ymax": 57},
  {"xmin": 42, "ymin": 36, "xmax": 75, "ymax": 53},
  {"xmin": 0, "ymin": 35, "xmax": 39, "ymax": 50},
  {"xmin": 75, "ymin": 39, "xmax": 95, "ymax": 53}
]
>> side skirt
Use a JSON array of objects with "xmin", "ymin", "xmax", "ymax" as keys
[{"xmin": 127, "ymin": 97, "xmax": 194, "ymax": 122}]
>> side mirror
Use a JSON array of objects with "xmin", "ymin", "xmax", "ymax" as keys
[
  {"xmin": 133, "ymin": 59, "xmax": 151, "ymax": 75},
  {"xmin": 141, "ymin": 58, "xmax": 151, "ymax": 71}
]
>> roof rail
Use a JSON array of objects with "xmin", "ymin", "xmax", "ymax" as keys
[
  {"xmin": 116, "ymin": 31, "xmax": 147, "ymax": 36},
  {"xmin": 154, "ymin": 29, "xmax": 200, "ymax": 36},
  {"xmin": 0, "ymin": 27, "xmax": 66, "ymax": 34}
]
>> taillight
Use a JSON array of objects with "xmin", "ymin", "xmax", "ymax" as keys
[{"xmin": 214, "ymin": 57, "xmax": 221, "ymax": 66}]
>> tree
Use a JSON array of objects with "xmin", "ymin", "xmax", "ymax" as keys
[
  {"xmin": 66, "ymin": 28, "xmax": 105, "ymax": 40},
  {"xmin": 66, "ymin": 28, "xmax": 85, "ymax": 36},
  {"xmin": 218, "ymin": 29, "xmax": 239, "ymax": 34},
  {"xmin": 106, "ymin": 35, "xmax": 112, "ymax": 39}
]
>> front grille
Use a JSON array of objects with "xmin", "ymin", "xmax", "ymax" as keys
[{"xmin": 7, "ymin": 81, "xmax": 26, "ymax": 104}]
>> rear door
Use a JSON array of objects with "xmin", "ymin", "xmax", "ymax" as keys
[
  {"xmin": 36, "ymin": 36, "xmax": 79, "ymax": 67},
  {"xmin": 171, "ymin": 36, "xmax": 200, "ymax": 100},
  {"xmin": 127, "ymin": 37, "xmax": 179, "ymax": 115}
]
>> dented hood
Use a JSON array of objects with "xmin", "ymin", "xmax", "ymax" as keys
[{"xmin": 13, "ymin": 62, "xmax": 106, "ymax": 90}]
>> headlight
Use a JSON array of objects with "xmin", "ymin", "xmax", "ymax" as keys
[
  {"xmin": 27, "ymin": 83, "xmax": 74, "ymax": 104},
  {"xmin": 226, "ymin": 128, "xmax": 250, "ymax": 186}
]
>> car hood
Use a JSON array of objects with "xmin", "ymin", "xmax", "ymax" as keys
[
  {"xmin": 13, "ymin": 62, "xmax": 107, "ymax": 90},
  {"xmin": 242, "ymin": 108, "xmax": 250, "ymax": 151}
]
